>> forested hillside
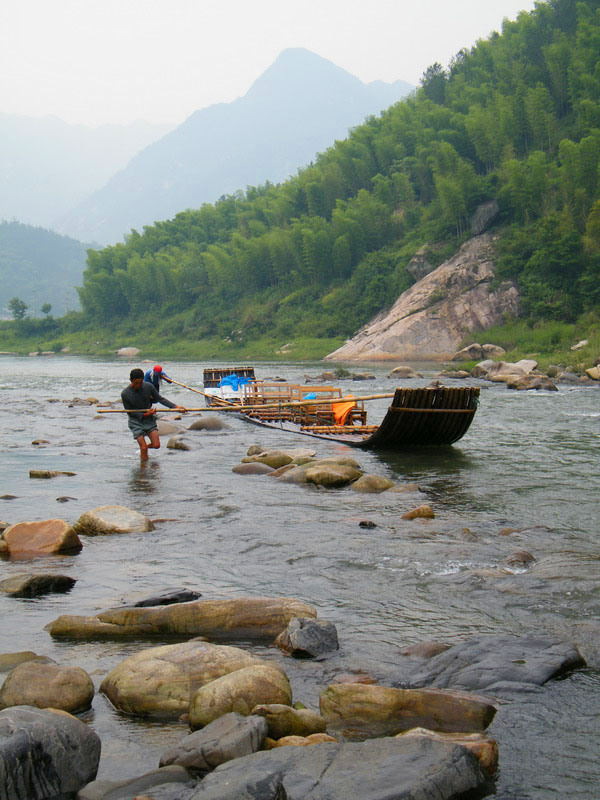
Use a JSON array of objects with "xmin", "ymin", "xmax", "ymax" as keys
[
  {"xmin": 78, "ymin": 0, "xmax": 600, "ymax": 349},
  {"xmin": 0, "ymin": 222, "xmax": 87, "ymax": 317}
]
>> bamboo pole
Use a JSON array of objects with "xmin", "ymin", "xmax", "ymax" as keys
[{"xmin": 96, "ymin": 392, "xmax": 396, "ymax": 414}]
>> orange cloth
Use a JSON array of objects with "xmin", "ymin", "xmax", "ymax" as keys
[{"xmin": 333, "ymin": 395, "xmax": 356, "ymax": 425}]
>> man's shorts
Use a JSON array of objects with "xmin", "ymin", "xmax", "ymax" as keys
[{"xmin": 128, "ymin": 416, "xmax": 158, "ymax": 440}]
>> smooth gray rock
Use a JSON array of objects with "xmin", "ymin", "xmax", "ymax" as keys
[
  {"xmin": 159, "ymin": 712, "xmax": 267, "ymax": 771},
  {"xmin": 0, "ymin": 573, "xmax": 76, "ymax": 598},
  {"xmin": 0, "ymin": 705, "xmax": 100, "ymax": 800},
  {"xmin": 232, "ymin": 462, "xmax": 275, "ymax": 475},
  {"xmin": 406, "ymin": 635, "xmax": 586, "ymax": 691},
  {"xmin": 188, "ymin": 417, "xmax": 230, "ymax": 431},
  {"xmin": 188, "ymin": 736, "xmax": 488, "ymax": 799},
  {"xmin": 78, "ymin": 765, "xmax": 195, "ymax": 800},
  {"xmin": 275, "ymin": 617, "xmax": 339, "ymax": 658}
]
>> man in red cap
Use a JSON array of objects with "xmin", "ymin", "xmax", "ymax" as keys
[{"xmin": 144, "ymin": 364, "xmax": 172, "ymax": 393}]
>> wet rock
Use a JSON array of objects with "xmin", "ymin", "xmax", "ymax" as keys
[
  {"xmin": 242, "ymin": 450, "xmax": 293, "ymax": 469},
  {"xmin": 271, "ymin": 733, "xmax": 338, "ymax": 747},
  {"xmin": 155, "ymin": 420, "xmax": 183, "ymax": 435},
  {"xmin": 189, "ymin": 665, "xmax": 291, "ymax": 730},
  {"xmin": 0, "ymin": 706, "xmax": 101, "ymax": 800},
  {"xmin": 159, "ymin": 712, "xmax": 267, "ymax": 771},
  {"xmin": 1, "ymin": 519, "xmax": 82, "ymax": 555},
  {"xmin": 0, "ymin": 661, "xmax": 94, "ymax": 713},
  {"xmin": 0, "ymin": 652, "xmax": 54, "ymax": 672},
  {"xmin": 251, "ymin": 704, "xmax": 326, "ymax": 739},
  {"xmin": 402, "ymin": 505, "xmax": 435, "ymax": 520},
  {"xmin": 191, "ymin": 735, "xmax": 488, "ymax": 799},
  {"xmin": 438, "ymin": 370, "xmax": 470, "ymax": 378},
  {"xmin": 304, "ymin": 464, "xmax": 363, "ymax": 488},
  {"xmin": 351, "ymin": 372, "xmax": 375, "ymax": 381},
  {"xmin": 188, "ymin": 417, "xmax": 230, "ymax": 431},
  {"xmin": 126, "ymin": 587, "xmax": 203, "ymax": 608},
  {"xmin": 451, "ymin": 343, "xmax": 484, "ymax": 361},
  {"xmin": 167, "ymin": 437, "xmax": 191, "ymax": 451},
  {"xmin": 0, "ymin": 495, "xmax": 17, "ymax": 500},
  {"xmin": 359, "ymin": 520, "xmax": 377, "ymax": 529},
  {"xmin": 556, "ymin": 370, "xmax": 583, "ymax": 383},
  {"xmin": 55, "ymin": 496, "xmax": 77, "ymax": 502},
  {"xmin": 350, "ymin": 474, "xmax": 394, "ymax": 493},
  {"xmin": 506, "ymin": 550, "xmax": 535, "ymax": 567},
  {"xmin": 405, "ymin": 636, "xmax": 587, "ymax": 692},
  {"xmin": 246, "ymin": 444, "xmax": 264, "ymax": 456},
  {"xmin": 72, "ymin": 505, "xmax": 154, "ymax": 535},
  {"xmin": 506, "ymin": 375, "xmax": 558, "ymax": 391},
  {"xmin": 0, "ymin": 521, "xmax": 9, "ymax": 532},
  {"xmin": 29, "ymin": 469, "xmax": 76, "ymax": 478},
  {"xmin": 232, "ymin": 462, "xmax": 274, "ymax": 475},
  {"xmin": 0, "ymin": 573, "xmax": 76, "ymax": 597},
  {"xmin": 397, "ymin": 727, "xmax": 498, "ymax": 774},
  {"xmin": 31, "ymin": 439, "xmax": 50, "ymax": 445},
  {"xmin": 275, "ymin": 617, "xmax": 339, "ymax": 658},
  {"xmin": 401, "ymin": 642, "xmax": 451, "ymax": 659},
  {"xmin": 498, "ymin": 527, "xmax": 519, "ymax": 536},
  {"xmin": 387, "ymin": 483, "xmax": 424, "ymax": 493},
  {"xmin": 47, "ymin": 596, "xmax": 316, "ymax": 640},
  {"xmin": 101, "ymin": 641, "xmax": 265, "ymax": 717},
  {"xmin": 78, "ymin": 766, "xmax": 194, "ymax": 800},
  {"xmin": 387, "ymin": 365, "xmax": 423, "ymax": 378},
  {"xmin": 333, "ymin": 673, "xmax": 377, "ymax": 685},
  {"xmin": 320, "ymin": 683, "xmax": 496, "ymax": 738}
]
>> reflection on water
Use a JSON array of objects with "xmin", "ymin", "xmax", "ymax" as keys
[
  {"xmin": 128, "ymin": 460, "xmax": 161, "ymax": 495},
  {"xmin": 0, "ymin": 357, "xmax": 598, "ymax": 798}
]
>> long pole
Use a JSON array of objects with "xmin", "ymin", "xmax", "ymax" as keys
[{"xmin": 96, "ymin": 392, "xmax": 396, "ymax": 414}]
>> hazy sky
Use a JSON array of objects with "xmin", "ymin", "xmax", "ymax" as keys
[{"xmin": 2, "ymin": 0, "xmax": 537, "ymax": 128}]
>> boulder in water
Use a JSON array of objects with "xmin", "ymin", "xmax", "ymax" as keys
[
  {"xmin": 397, "ymin": 727, "xmax": 498, "ymax": 774},
  {"xmin": 350, "ymin": 475, "xmax": 394, "ymax": 493},
  {"xmin": 101, "ymin": 640, "xmax": 264, "ymax": 717},
  {"xmin": 387, "ymin": 365, "xmax": 423, "ymax": 378},
  {"xmin": 0, "ymin": 661, "xmax": 94, "ymax": 713},
  {"xmin": 77, "ymin": 765, "xmax": 194, "ymax": 800},
  {"xmin": 320, "ymin": 682, "xmax": 496, "ymax": 738},
  {"xmin": 167, "ymin": 437, "xmax": 191, "ymax": 450},
  {"xmin": 251, "ymin": 704, "xmax": 326, "ymax": 739},
  {"xmin": 159, "ymin": 711, "xmax": 267, "ymax": 771},
  {"xmin": 402, "ymin": 505, "xmax": 435, "ymax": 520},
  {"xmin": 72, "ymin": 505, "xmax": 154, "ymax": 535},
  {"xmin": 1, "ymin": 519, "xmax": 82, "ymax": 555},
  {"xmin": 189, "ymin": 664, "xmax": 292, "ymax": 730},
  {"xmin": 29, "ymin": 470, "xmax": 76, "ymax": 478},
  {"xmin": 304, "ymin": 464, "xmax": 362, "ymax": 488},
  {"xmin": 0, "ymin": 706, "xmax": 101, "ymax": 799},
  {"xmin": 232, "ymin": 462, "xmax": 274, "ymax": 475},
  {"xmin": 188, "ymin": 417, "xmax": 230, "ymax": 431},
  {"xmin": 275, "ymin": 617, "xmax": 339, "ymax": 658},
  {"xmin": 0, "ymin": 573, "xmax": 76, "ymax": 597}
]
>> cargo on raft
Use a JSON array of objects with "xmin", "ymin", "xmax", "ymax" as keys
[{"xmin": 202, "ymin": 368, "xmax": 480, "ymax": 449}]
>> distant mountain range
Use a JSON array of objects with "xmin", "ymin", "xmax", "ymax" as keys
[
  {"xmin": 57, "ymin": 48, "xmax": 414, "ymax": 245},
  {"xmin": 0, "ymin": 116, "xmax": 172, "ymax": 232},
  {"xmin": 0, "ymin": 221, "xmax": 88, "ymax": 317}
]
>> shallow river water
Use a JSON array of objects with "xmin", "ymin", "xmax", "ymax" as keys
[{"xmin": 1, "ymin": 356, "xmax": 599, "ymax": 798}]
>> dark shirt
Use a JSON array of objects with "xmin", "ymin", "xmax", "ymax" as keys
[{"xmin": 121, "ymin": 382, "xmax": 176, "ymax": 420}]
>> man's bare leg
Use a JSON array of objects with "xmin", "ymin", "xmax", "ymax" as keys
[
  {"xmin": 136, "ymin": 434, "xmax": 149, "ymax": 460},
  {"xmin": 148, "ymin": 430, "xmax": 161, "ymax": 450}
]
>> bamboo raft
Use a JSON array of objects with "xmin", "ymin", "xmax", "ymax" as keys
[{"xmin": 239, "ymin": 385, "xmax": 480, "ymax": 449}]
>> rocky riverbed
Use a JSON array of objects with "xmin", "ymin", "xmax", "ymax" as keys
[{"xmin": 0, "ymin": 356, "xmax": 599, "ymax": 799}]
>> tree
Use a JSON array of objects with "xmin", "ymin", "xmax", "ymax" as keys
[
  {"xmin": 41, "ymin": 303, "xmax": 52, "ymax": 317},
  {"xmin": 8, "ymin": 297, "xmax": 28, "ymax": 320},
  {"xmin": 421, "ymin": 63, "xmax": 448, "ymax": 104}
]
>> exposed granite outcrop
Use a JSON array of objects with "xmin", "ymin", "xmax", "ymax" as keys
[{"xmin": 325, "ymin": 234, "xmax": 519, "ymax": 362}]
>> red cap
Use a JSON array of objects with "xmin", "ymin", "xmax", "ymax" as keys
[{"xmin": 154, "ymin": 365, "xmax": 162, "ymax": 373}]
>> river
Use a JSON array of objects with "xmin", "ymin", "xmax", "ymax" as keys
[{"xmin": 1, "ymin": 356, "xmax": 599, "ymax": 798}]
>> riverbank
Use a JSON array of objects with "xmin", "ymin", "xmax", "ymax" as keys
[{"xmin": 1, "ymin": 314, "xmax": 599, "ymax": 371}]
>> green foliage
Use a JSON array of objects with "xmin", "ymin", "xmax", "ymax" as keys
[
  {"xmin": 8, "ymin": 0, "xmax": 600, "ymax": 352},
  {"xmin": 8, "ymin": 297, "xmax": 28, "ymax": 320}
]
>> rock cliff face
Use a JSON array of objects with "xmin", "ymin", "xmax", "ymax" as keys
[{"xmin": 325, "ymin": 234, "xmax": 519, "ymax": 362}]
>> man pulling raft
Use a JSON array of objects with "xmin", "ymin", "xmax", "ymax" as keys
[{"xmin": 121, "ymin": 368, "xmax": 186, "ymax": 459}]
